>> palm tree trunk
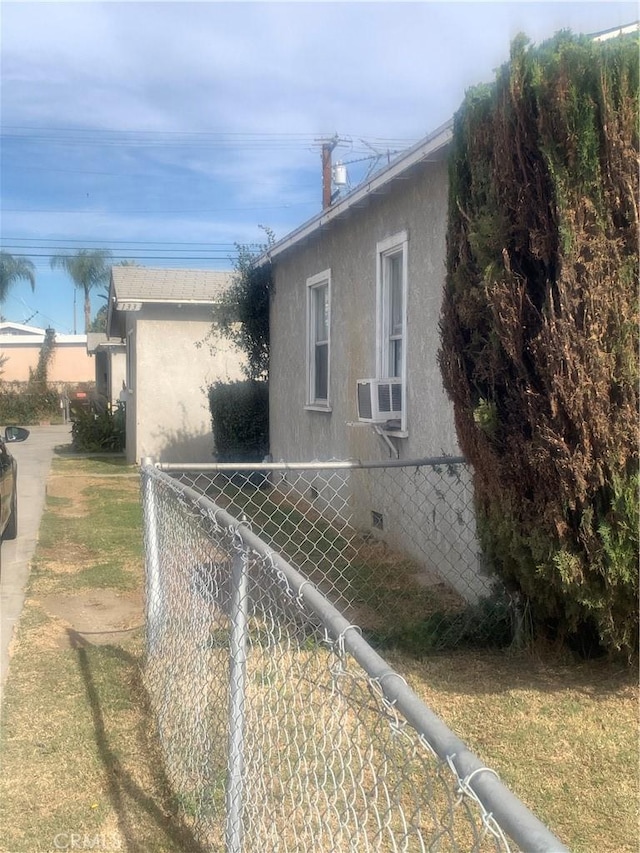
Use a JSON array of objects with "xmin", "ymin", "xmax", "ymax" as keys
[{"xmin": 84, "ymin": 287, "xmax": 92, "ymax": 334}]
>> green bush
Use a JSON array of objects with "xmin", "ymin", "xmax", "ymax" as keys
[
  {"xmin": 0, "ymin": 389, "xmax": 61, "ymax": 424},
  {"xmin": 439, "ymin": 31, "xmax": 639, "ymax": 656},
  {"xmin": 208, "ymin": 380, "xmax": 269, "ymax": 462},
  {"xmin": 71, "ymin": 404, "xmax": 125, "ymax": 452},
  {"xmin": 368, "ymin": 593, "xmax": 515, "ymax": 656}
]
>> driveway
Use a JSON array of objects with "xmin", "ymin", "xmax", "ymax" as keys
[{"xmin": 0, "ymin": 424, "xmax": 72, "ymax": 694}]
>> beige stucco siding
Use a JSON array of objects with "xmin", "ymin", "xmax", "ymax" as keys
[
  {"xmin": 93, "ymin": 348, "xmax": 126, "ymax": 408},
  {"xmin": 124, "ymin": 304, "xmax": 244, "ymax": 464}
]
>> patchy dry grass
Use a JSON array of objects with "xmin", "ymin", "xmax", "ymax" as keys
[
  {"xmin": 391, "ymin": 649, "xmax": 638, "ymax": 853},
  {"xmin": 0, "ymin": 457, "xmax": 637, "ymax": 852},
  {"xmin": 0, "ymin": 457, "xmax": 205, "ymax": 853}
]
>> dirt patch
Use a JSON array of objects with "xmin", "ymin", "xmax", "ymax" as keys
[
  {"xmin": 39, "ymin": 545, "xmax": 96, "ymax": 571},
  {"xmin": 38, "ymin": 590, "xmax": 144, "ymax": 647},
  {"xmin": 45, "ymin": 474, "xmax": 92, "ymax": 516}
]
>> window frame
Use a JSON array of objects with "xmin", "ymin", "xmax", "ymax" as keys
[
  {"xmin": 305, "ymin": 269, "xmax": 332, "ymax": 411},
  {"xmin": 376, "ymin": 231, "xmax": 408, "ymax": 431}
]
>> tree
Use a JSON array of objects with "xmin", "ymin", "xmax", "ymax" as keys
[
  {"xmin": 88, "ymin": 302, "xmax": 108, "ymax": 333},
  {"xmin": 50, "ymin": 249, "xmax": 111, "ymax": 334},
  {"xmin": 208, "ymin": 227, "xmax": 274, "ymax": 381},
  {"xmin": 0, "ymin": 252, "xmax": 36, "ymax": 303},
  {"xmin": 439, "ymin": 32, "xmax": 639, "ymax": 655},
  {"xmin": 28, "ymin": 327, "xmax": 56, "ymax": 392},
  {"xmin": 89, "ymin": 260, "xmax": 140, "ymax": 333},
  {"xmin": 205, "ymin": 228, "xmax": 274, "ymax": 462}
]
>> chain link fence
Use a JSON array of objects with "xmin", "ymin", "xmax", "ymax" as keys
[
  {"xmin": 141, "ymin": 464, "xmax": 566, "ymax": 853},
  {"xmin": 158, "ymin": 457, "xmax": 515, "ymax": 652}
]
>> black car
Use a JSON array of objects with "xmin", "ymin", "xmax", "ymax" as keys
[{"xmin": 0, "ymin": 426, "xmax": 29, "ymax": 542}]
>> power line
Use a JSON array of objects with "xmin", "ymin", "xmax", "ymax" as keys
[
  {"xmin": 4, "ymin": 252, "xmax": 238, "ymax": 261},
  {"xmin": 3, "ymin": 237, "xmax": 240, "ymax": 246},
  {"xmin": 0, "ymin": 126, "xmax": 415, "ymax": 155},
  {"xmin": 1, "ymin": 201, "xmax": 313, "ymax": 214}
]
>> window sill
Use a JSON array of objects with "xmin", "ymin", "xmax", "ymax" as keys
[{"xmin": 304, "ymin": 404, "xmax": 332, "ymax": 413}]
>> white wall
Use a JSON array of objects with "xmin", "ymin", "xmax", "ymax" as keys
[{"xmin": 125, "ymin": 304, "xmax": 245, "ymax": 463}]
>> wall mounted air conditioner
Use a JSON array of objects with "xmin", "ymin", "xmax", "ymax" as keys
[{"xmin": 356, "ymin": 378, "xmax": 403, "ymax": 423}]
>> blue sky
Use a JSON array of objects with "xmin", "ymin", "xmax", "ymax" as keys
[{"xmin": 1, "ymin": 0, "xmax": 636, "ymax": 334}]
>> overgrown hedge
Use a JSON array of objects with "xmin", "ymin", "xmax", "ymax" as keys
[
  {"xmin": 439, "ymin": 31, "xmax": 639, "ymax": 655},
  {"xmin": 208, "ymin": 380, "xmax": 269, "ymax": 461},
  {"xmin": 71, "ymin": 405, "xmax": 125, "ymax": 452},
  {"xmin": 0, "ymin": 389, "xmax": 61, "ymax": 424}
]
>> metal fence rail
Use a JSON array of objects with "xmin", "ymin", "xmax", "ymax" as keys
[
  {"xmin": 141, "ymin": 464, "xmax": 566, "ymax": 853},
  {"xmin": 156, "ymin": 457, "xmax": 512, "ymax": 651}
]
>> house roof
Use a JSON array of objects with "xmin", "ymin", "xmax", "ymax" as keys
[
  {"xmin": 107, "ymin": 266, "xmax": 234, "ymax": 339},
  {"xmin": 0, "ymin": 322, "xmax": 86, "ymax": 345},
  {"xmin": 110, "ymin": 266, "xmax": 233, "ymax": 305},
  {"xmin": 590, "ymin": 20, "xmax": 639, "ymax": 41},
  {"xmin": 86, "ymin": 332, "xmax": 126, "ymax": 354},
  {"xmin": 259, "ymin": 119, "xmax": 453, "ymax": 265},
  {"xmin": 0, "ymin": 321, "xmax": 47, "ymax": 336}
]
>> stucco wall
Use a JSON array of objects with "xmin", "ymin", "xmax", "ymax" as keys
[
  {"xmin": 270, "ymin": 157, "xmax": 458, "ymax": 463},
  {"xmin": 93, "ymin": 348, "xmax": 126, "ymax": 407},
  {"xmin": 108, "ymin": 351, "xmax": 127, "ymax": 404},
  {"xmin": 1, "ymin": 342, "xmax": 94, "ymax": 384},
  {"xmin": 124, "ymin": 304, "xmax": 245, "ymax": 464}
]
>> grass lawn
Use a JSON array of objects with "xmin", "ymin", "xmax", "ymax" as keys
[{"xmin": 0, "ymin": 457, "xmax": 637, "ymax": 852}]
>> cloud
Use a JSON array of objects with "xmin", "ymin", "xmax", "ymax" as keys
[{"xmin": 5, "ymin": 2, "xmax": 636, "ymax": 138}]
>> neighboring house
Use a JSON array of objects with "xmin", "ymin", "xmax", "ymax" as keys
[
  {"xmin": 262, "ymin": 120, "xmax": 485, "ymax": 600},
  {"xmin": 86, "ymin": 333, "xmax": 126, "ymax": 410},
  {"xmin": 106, "ymin": 267, "xmax": 244, "ymax": 464},
  {"xmin": 0, "ymin": 322, "xmax": 94, "ymax": 386}
]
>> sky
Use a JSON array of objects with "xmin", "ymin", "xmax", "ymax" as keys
[{"xmin": 0, "ymin": 0, "xmax": 637, "ymax": 334}]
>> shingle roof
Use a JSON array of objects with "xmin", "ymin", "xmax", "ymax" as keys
[{"xmin": 111, "ymin": 267, "xmax": 233, "ymax": 303}]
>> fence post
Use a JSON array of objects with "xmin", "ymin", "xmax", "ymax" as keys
[
  {"xmin": 141, "ymin": 457, "xmax": 163, "ymax": 657},
  {"xmin": 226, "ymin": 543, "xmax": 249, "ymax": 853}
]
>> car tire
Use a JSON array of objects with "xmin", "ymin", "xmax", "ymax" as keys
[{"xmin": 4, "ymin": 488, "xmax": 17, "ymax": 541}]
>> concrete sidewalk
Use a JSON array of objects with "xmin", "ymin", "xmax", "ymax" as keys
[{"xmin": 0, "ymin": 424, "xmax": 72, "ymax": 695}]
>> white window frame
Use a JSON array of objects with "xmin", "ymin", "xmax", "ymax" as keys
[
  {"xmin": 305, "ymin": 269, "xmax": 332, "ymax": 411},
  {"xmin": 376, "ymin": 231, "xmax": 408, "ymax": 431}
]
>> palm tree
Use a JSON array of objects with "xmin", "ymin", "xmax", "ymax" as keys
[
  {"xmin": 50, "ymin": 249, "xmax": 111, "ymax": 334},
  {"xmin": 88, "ymin": 260, "xmax": 140, "ymax": 332},
  {"xmin": 0, "ymin": 252, "xmax": 36, "ymax": 304}
]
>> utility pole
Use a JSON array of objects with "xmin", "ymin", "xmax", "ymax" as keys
[{"xmin": 320, "ymin": 134, "xmax": 339, "ymax": 210}]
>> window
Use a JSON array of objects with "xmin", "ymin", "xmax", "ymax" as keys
[
  {"xmin": 385, "ymin": 251, "xmax": 404, "ymax": 378},
  {"xmin": 376, "ymin": 232, "xmax": 408, "ymax": 427},
  {"xmin": 306, "ymin": 270, "xmax": 331, "ymax": 409}
]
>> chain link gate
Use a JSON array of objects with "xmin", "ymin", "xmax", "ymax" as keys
[{"xmin": 140, "ymin": 463, "xmax": 566, "ymax": 853}]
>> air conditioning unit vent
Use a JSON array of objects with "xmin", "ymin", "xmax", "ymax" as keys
[{"xmin": 356, "ymin": 378, "xmax": 403, "ymax": 423}]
